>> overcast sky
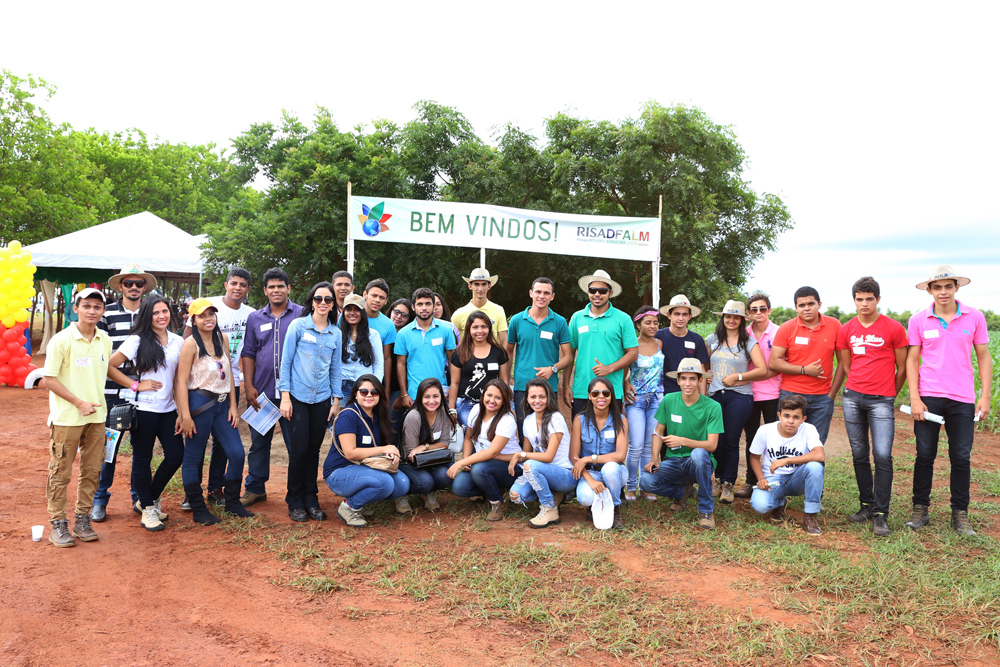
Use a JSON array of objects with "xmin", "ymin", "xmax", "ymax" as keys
[{"xmin": 5, "ymin": 1, "xmax": 998, "ymax": 313}]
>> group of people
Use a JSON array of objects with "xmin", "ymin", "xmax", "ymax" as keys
[{"xmin": 40, "ymin": 261, "xmax": 992, "ymax": 547}]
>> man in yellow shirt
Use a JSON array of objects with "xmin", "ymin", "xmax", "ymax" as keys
[
  {"xmin": 451, "ymin": 268, "xmax": 508, "ymax": 346},
  {"xmin": 43, "ymin": 288, "xmax": 131, "ymax": 547}
]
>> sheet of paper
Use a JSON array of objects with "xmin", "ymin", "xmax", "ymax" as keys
[{"xmin": 241, "ymin": 395, "xmax": 282, "ymax": 435}]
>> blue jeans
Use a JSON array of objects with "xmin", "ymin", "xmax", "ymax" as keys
[
  {"xmin": 640, "ymin": 448, "xmax": 715, "ymax": 514},
  {"xmin": 244, "ymin": 416, "xmax": 291, "ymax": 495},
  {"xmin": 206, "ymin": 384, "xmax": 240, "ymax": 492},
  {"xmin": 451, "ymin": 459, "xmax": 522, "ymax": 502},
  {"xmin": 841, "ymin": 388, "xmax": 895, "ymax": 515},
  {"xmin": 576, "ymin": 462, "xmax": 627, "ymax": 507},
  {"xmin": 325, "ymin": 464, "xmax": 410, "ymax": 509},
  {"xmin": 341, "ymin": 379, "xmax": 355, "ymax": 400},
  {"xmin": 780, "ymin": 389, "xmax": 834, "ymax": 444},
  {"xmin": 711, "ymin": 390, "xmax": 754, "ymax": 485},
  {"xmin": 513, "ymin": 390, "xmax": 526, "ymax": 444},
  {"xmin": 398, "ymin": 462, "xmax": 452, "ymax": 495},
  {"xmin": 624, "ymin": 391, "xmax": 662, "ymax": 492},
  {"xmin": 181, "ymin": 391, "xmax": 246, "ymax": 489},
  {"xmin": 750, "ymin": 461, "xmax": 825, "ymax": 515},
  {"xmin": 511, "ymin": 461, "xmax": 576, "ymax": 508},
  {"xmin": 456, "ymin": 397, "xmax": 475, "ymax": 428},
  {"xmin": 913, "ymin": 396, "xmax": 975, "ymax": 511}
]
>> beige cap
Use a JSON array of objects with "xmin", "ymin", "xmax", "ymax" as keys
[{"xmin": 343, "ymin": 294, "xmax": 367, "ymax": 311}]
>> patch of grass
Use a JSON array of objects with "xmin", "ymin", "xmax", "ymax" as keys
[
  {"xmin": 287, "ymin": 576, "xmax": 344, "ymax": 596},
  {"xmin": 972, "ymin": 467, "xmax": 1000, "ymax": 497}
]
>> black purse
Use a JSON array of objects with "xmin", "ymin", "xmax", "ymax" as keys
[
  {"xmin": 412, "ymin": 446, "xmax": 453, "ymax": 469},
  {"xmin": 106, "ymin": 363, "xmax": 139, "ymax": 432}
]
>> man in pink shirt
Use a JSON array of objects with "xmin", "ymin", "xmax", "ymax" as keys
[
  {"xmin": 835, "ymin": 277, "xmax": 907, "ymax": 536},
  {"xmin": 904, "ymin": 266, "xmax": 992, "ymax": 536},
  {"xmin": 735, "ymin": 293, "xmax": 782, "ymax": 498}
]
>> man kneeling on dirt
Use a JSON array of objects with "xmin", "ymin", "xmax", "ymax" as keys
[{"xmin": 748, "ymin": 394, "xmax": 826, "ymax": 535}]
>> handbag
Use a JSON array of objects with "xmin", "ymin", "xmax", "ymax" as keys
[
  {"xmin": 333, "ymin": 406, "xmax": 399, "ymax": 473},
  {"xmin": 412, "ymin": 446, "xmax": 453, "ymax": 469},
  {"xmin": 448, "ymin": 424, "xmax": 465, "ymax": 454},
  {"xmin": 106, "ymin": 367, "xmax": 139, "ymax": 431}
]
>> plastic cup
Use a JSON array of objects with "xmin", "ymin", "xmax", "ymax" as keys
[{"xmin": 31, "ymin": 525, "xmax": 44, "ymax": 541}]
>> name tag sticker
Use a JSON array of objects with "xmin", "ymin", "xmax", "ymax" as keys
[
  {"xmin": 302, "ymin": 332, "xmax": 317, "ymax": 343},
  {"xmin": 115, "ymin": 321, "xmax": 131, "ymax": 329},
  {"xmin": 76, "ymin": 357, "xmax": 93, "ymax": 368},
  {"xmin": 795, "ymin": 336, "xmax": 810, "ymax": 345},
  {"xmin": 540, "ymin": 331, "xmax": 553, "ymax": 340},
  {"xmin": 924, "ymin": 329, "xmax": 940, "ymax": 339},
  {"xmin": 604, "ymin": 429, "xmax": 614, "ymax": 438},
  {"xmin": 853, "ymin": 346, "xmax": 866, "ymax": 355},
  {"xmin": 431, "ymin": 337, "xmax": 443, "ymax": 346},
  {"xmin": 166, "ymin": 355, "xmax": 179, "ymax": 365},
  {"xmin": 361, "ymin": 435, "xmax": 372, "ymax": 444},
  {"xmin": 433, "ymin": 431, "xmax": 441, "ymax": 440},
  {"xmin": 684, "ymin": 341, "xmax": 696, "ymax": 350},
  {"xmin": 578, "ymin": 325, "xmax": 589, "ymax": 334},
  {"xmin": 259, "ymin": 322, "xmax": 273, "ymax": 332},
  {"xmin": 487, "ymin": 362, "xmax": 499, "ymax": 371},
  {"xmin": 671, "ymin": 414, "xmax": 682, "ymax": 423}
]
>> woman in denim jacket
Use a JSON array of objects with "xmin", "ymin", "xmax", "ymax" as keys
[
  {"xmin": 623, "ymin": 306, "xmax": 664, "ymax": 501},
  {"xmin": 279, "ymin": 282, "xmax": 344, "ymax": 522},
  {"xmin": 571, "ymin": 377, "xmax": 629, "ymax": 529}
]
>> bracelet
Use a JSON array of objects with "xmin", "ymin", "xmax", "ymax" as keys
[
  {"xmin": 448, "ymin": 408, "xmax": 457, "ymax": 415},
  {"xmin": 130, "ymin": 380, "xmax": 139, "ymax": 392},
  {"xmin": 800, "ymin": 366, "xmax": 805, "ymax": 375}
]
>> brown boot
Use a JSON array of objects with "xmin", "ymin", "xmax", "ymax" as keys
[
  {"xmin": 803, "ymin": 512, "xmax": 822, "ymax": 536},
  {"xmin": 733, "ymin": 483, "xmax": 754, "ymax": 499},
  {"xmin": 48, "ymin": 519, "xmax": 76, "ymax": 548},
  {"xmin": 769, "ymin": 498, "xmax": 787, "ymax": 523},
  {"xmin": 486, "ymin": 501, "xmax": 506, "ymax": 521},
  {"xmin": 951, "ymin": 510, "xmax": 977, "ymax": 536},
  {"xmin": 71, "ymin": 514, "xmax": 99, "ymax": 542},
  {"xmin": 612, "ymin": 505, "xmax": 624, "ymax": 530},
  {"xmin": 670, "ymin": 483, "xmax": 694, "ymax": 512},
  {"xmin": 905, "ymin": 504, "xmax": 930, "ymax": 530}
]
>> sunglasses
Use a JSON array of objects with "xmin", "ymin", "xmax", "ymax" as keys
[
  {"xmin": 588, "ymin": 287, "xmax": 610, "ymax": 295},
  {"xmin": 122, "ymin": 280, "xmax": 145, "ymax": 288},
  {"xmin": 356, "ymin": 388, "xmax": 377, "ymax": 396},
  {"xmin": 590, "ymin": 389, "xmax": 612, "ymax": 398},
  {"xmin": 391, "ymin": 308, "xmax": 409, "ymax": 317},
  {"xmin": 749, "ymin": 306, "xmax": 769, "ymax": 313},
  {"xmin": 312, "ymin": 295, "xmax": 336, "ymax": 304},
  {"xmin": 215, "ymin": 361, "xmax": 227, "ymax": 381}
]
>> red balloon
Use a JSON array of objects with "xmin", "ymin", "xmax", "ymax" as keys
[
  {"xmin": 1, "ymin": 329, "xmax": 16, "ymax": 342},
  {"xmin": 17, "ymin": 335, "xmax": 26, "ymax": 345},
  {"xmin": 9, "ymin": 354, "xmax": 25, "ymax": 368},
  {"xmin": 14, "ymin": 365, "xmax": 29, "ymax": 381},
  {"xmin": 0, "ymin": 366, "xmax": 12, "ymax": 383},
  {"xmin": 23, "ymin": 363, "xmax": 38, "ymax": 374},
  {"xmin": 5, "ymin": 341, "xmax": 19, "ymax": 353},
  {"xmin": 0, "ymin": 349, "xmax": 9, "ymax": 364}
]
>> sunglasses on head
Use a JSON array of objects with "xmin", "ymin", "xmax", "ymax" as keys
[
  {"xmin": 356, "ymin": 388, "xmax": 377, "ymax": 396},
  {"xmin": 749, "ymin": 306, "xmax": 769, "ymax": 313},
  {"xmin": 590, "ymin": 389, "xmax": 612, "ymax": 398},
  {"xmin": 588, "ymin": 287, "xmax": 610, "ymax": 295},
  {"xmin": 312, "ymin": 295, "xmax": 336, "ymax": 304},
  {"xmin": 122, "ymin": 280, "xmax": 145, "ymax": 288}
]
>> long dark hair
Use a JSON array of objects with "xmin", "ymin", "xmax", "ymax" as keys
[
  {"xmin": 390, "ymin": 298, "xmax": 414, "ymax": 328},
  {"xmin": 346, "ymin": 374, "xmax": 390, "ymax": 447},
  {"xmin": 339, "ymin": 303, "xmax": 376, "ymax": 367},
  {"xmin": 415, "ymin": 377, "xmax": 455, "ymax": 445},
  {"xmin": 192, "ymin": 307, "xmax": 225, "ymax": 360},
  {"xmin": 521, "ymin": 378, "xmax": 558, "ymax": 449},
  {"xmin": 130, "ymin": 296, "xmax": 170, "ymax": 376},
  {"xmin": 470, "ymin": 379, "xmax": 513, "ymax": 444},
  {"xmin": 582, "ymin": 377, "xmax": 625, "ymax": 438},
  {"xmin": 433, "ymin": 292, "xmax": 452, "ymax": 321},
  {"xmin": 712, "ymin": 313, "xmax": 751, "ymax": 359},
  {"xmin": 457, "ymin": 310, "xmax": 501, "ymax": 365},
  {"xmin": 300, "ymin": 281, "xmax": 334, "ymax": 320}
]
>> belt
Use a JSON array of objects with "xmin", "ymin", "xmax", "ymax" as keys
[{"xmin": 191, "ymin": 389, "xmax": 228, "ymax": 418}]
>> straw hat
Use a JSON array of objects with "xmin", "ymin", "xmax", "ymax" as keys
[
  {"xmin": 665, "ymin": 357, "xmax": 712, "ymax": 379},
  {"xmin": 108, "ymin": 263, "xmax": 157, "ymax": 293},
  {"xmin": 188, "ymin": 297, "xmax": 218, "ymax": 316},
  {"xmin": 577, "ymin": 269, "xmax": 622, "ymax": 298},
  {"xmin": 916, "ymin": 265, "xmax": 971, "ymax": 290},
  {"xmin": 712, "ymin": 300, "xmax": 747, "ymax": 318},
  {"xmin": 659, "ymin": 294, "xmax": 702, "ymax": 318},
  {"xmin": 463, "ymin": 268, "xmax": 498, "ymax": 286},
  {"xmin": 343, "ymin": 294, "xmax": 367, "ymax": 310}
]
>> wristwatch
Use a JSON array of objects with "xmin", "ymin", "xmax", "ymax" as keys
[
  {"xmin": 591, "ymin": 454, "xmax": 598, "ymax": 463},
  {"xmin": 550, "ymin": 365, "xmax": 558, "ymax": 375},
  {"xmin": 520, "ymin": 451, "xmax": 527, "ymax": 460},
  {"xmin": 738, "ymin": 373, "xmax": 743, "ymax": 382},
  {"xmin": 130, "ymin": 380, "xmax": 139, "ymax": 392}
]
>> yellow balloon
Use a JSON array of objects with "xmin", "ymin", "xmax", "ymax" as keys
[
  {"xmin": 27, "ymin": 264, "xmax": 37, "ymax": 274},
  {"xmin": 8, "ymin": 254, "xmax": 23, "ymax": 266},
  {"xmin": 1, "ymin": 316, "xmax": 13, "ymax": 328},
  {"xmin": 0, "ymin": 248, "xmax": 11, "ymax": 260},
  {"xmin": 7, "ymin": 240, "xmax": 22, "ymax": 253},
  {"xmin": 13, "ymin": 309, "xmax": 28, "ymax": 323}
]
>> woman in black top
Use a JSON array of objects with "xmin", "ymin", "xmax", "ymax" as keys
[{"xmin": 448, "ymin": 310, "xmax": 509, "ymax": 428}]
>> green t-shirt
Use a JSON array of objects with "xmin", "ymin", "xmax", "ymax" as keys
[
  {"xmin": 653, "ymin": 392, "xmax": 723, "ymax": 463},
  {"xmin": 568, "ymin": 303, "xmax": 639, "ymax": 399}
]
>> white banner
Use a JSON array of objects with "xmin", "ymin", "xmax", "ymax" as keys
[{"xmin": 350, "ymin": 196, "xmax": 660, "ymax": 262}]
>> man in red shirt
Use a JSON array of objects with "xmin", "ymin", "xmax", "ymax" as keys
[
  {"xmin": 835, "ymin": 277, "xmax": 907, "ymax": 536},
  {"xmin": 769, "ymin": 286, "xmax": 845, "ymax": 444}
]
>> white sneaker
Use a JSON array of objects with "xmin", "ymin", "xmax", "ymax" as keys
[
  {"xmin": 423, "ymin": 492, "xmax": 440, "ymax": 511},
  {"xmin": 141, "ymin": 505, "xmax": 166, "ymax": 532},
  {"xmin": 135, "ymin": 499, "xmax": 168, "ymax": 521},
  {"xmin": 337, "ymin": 501, "xmax": 367, "ymax": 527},
  {"xmin": 395, "ymin": 496, "xmax": 413, "ymax": 514}
]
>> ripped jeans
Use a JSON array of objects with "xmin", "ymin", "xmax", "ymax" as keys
[{"xmin": 510, "ymin": 461, "xmax": 576, "ymax": 508}]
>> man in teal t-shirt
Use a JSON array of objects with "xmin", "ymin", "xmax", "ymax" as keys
[{"xmin": 640, "ymin": 358, "xmax": 723, "ymax": 530}]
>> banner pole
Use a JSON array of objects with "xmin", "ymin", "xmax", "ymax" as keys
[
  {"xmin": 480, "ymin": 247, "xmax": 486, "ymax": 270},
  {"xmin": 346, "ymin": 181, "xmax": 354, "ymax": 275},
  {"xmin": 653, "ymin": 195, "xmax": 662, "ymax": 308}
]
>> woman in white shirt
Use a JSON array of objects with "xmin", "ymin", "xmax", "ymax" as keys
[
  {"xmin": 447, "ymin": 379, "xmax": 519, "ymax": 521},
  {"xmin": 508, "ymin": 379, "xmax": 572, "ymax": 528},
  {"xmin": 338, "ymin": 294, "xmax": 383, "ymax": 398}
]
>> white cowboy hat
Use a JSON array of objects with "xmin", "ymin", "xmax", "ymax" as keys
[
  {"xmin": 711, "ymin": 300, "xmax": 747, "ymax": 318},
  {"xmin": 659, "ymin": 294, "xmax": 702, "ymax": 318},
  {"xmin": 916, "ymin": 265, "xmax": 971, "ymax": 290},
  {"xmin": 463, "ymin": 268, "xmax": 498, "ymax": 286},
  {"xmin": 665, "ymin": 357, "xmax": 712, "ymax": 379},
  {"xmin": 577, "ymin": 270, "xmax": 622, "ymax": 298},
  {"xmin": 108, "ymin": 263, "xmax": 157, "ymax": 293}
]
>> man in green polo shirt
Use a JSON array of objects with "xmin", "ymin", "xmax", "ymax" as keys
[
  {"xmin": 640, "ymin": 358, "xmax": 723, "ymax": 530},
  {"xmin": 564, "ymin": 270, "xmax": 638, "ymax": 416}
]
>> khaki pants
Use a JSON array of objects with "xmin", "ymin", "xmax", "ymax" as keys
[{"xmin": 46, "ymin": 423, "xmax": 106, "ymax": 521}]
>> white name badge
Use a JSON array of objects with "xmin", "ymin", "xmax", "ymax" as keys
[
  {"xmin": 487, "ymin": 362, "xmax": 499, "ymax": 371},
  {"xmin": 166, "ymin": 355, "xmax": 179, "ymax": 365},
  {"xmin": 604, "ymin": 429, "xmax": 614, "ymax": 438},
  {"xmin": 924, "ymin": 329, "xmax": 940, "ymax": 339},
  {"xmin": 259, "ymin": 322, "xmax": 273, "ymax": 332},
  {"xmin": 431, "ymin": 337, "xmax": 443, "ymax": 346},
  {"xmin": 76, "ymin": 357, "xmax": 92, "ymax": 368},
  {"xmin": 540, "ymin": 331, "xmax": 553, "ymax": 340},
  {"xmin": 795, "ymin": 336, "xmax": 810, "ymax": 345},
  {"xmin": 361, "ymin": 435, "xmax": 372, "ymax": 444},
  {"xmin": 853, "ymin": 346, "xmax": 866, "ymax": 355},
  {"xmin": 302, "ymin": 332, "xmax": 317, "ymax": 343},
  {"xmin": 684, "ymin": 341, "xmax": 696, "ymax": 350},
  {"xmin": 433, "ymin": 431, "xmax": 441, "ymax": 440},
  {"xmin": 114, "ymin": 321, "xmax": 131, "ymax": 330},
  {"xmin": 671, "ymin": 414, "xmax": 682, "ymax": 423},
  {"xmin": 578, "ymin": 325, "xmax": 590, "ymax": 334}
]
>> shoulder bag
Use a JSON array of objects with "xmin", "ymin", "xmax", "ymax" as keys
[{"xmin": 333, "ymin": 406, "xmax": 399, "ymax": 473}]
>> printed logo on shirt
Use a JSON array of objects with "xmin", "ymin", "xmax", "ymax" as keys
[
  {"xmin": 767, "ymin": 444, "xmax": 806, "ymax": 470},
  {"xmin": 848, "ymin": 334, "xmax": 885, "ymax": 349}
]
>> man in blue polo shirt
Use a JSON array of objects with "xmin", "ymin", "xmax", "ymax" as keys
[
  {"xmin": 239, "ymin": 268, "xmax": 302, "ymax": 507},
  {"xmin": 395, "ymin": 288, "xmax": 457, "ymax": 409},
  {"xmin": 505, "ymin": 277, "xmax": 571, "ymax": 432},
  {"xmin": 363, "ymin": 278, "xmax": 396, "ymax": 392}
]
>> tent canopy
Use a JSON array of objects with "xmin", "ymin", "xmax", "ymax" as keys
[{"xmin": 24, "ymin": 212, "xmax": 207, "ymax": 284}]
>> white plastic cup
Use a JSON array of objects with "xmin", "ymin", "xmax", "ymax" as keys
[{"xmin": 31, "ymin": 525, "xmax": 44, "ymax": 541}]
